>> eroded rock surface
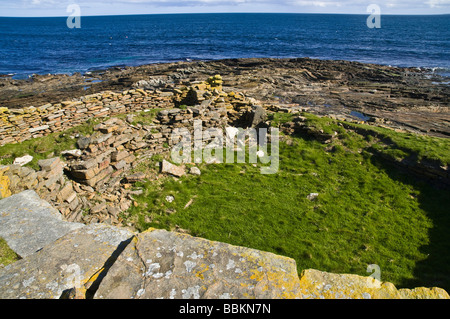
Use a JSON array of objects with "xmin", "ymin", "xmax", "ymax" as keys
[
  {"xmin": 0, "ymin": 190, "xmax": 84, "ymax": 258},
  {"xmin": 0, "ymin": 223, "xmax": 133, "ymax": 299},
  {"xmin": 94, "ymin": 228, "xmax": 302, "ymax": 299},
  {"xmin": 298, "ymin": 269, "xmax": 450, "ymax": 299}
]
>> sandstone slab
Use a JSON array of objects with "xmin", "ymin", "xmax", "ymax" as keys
[
  {"xmin": 0, "ymin": 190, "xmax": 84, "ymax": 258},
  {"xmin": 0, "ymin": 223, "xmax": 135, "ymax": 299},
  {"xmin": 161, "ymin": 160, "xmax": 185, "ymax": 177},
  {"xmin": 94, "ymin": 228, "xmax": 302, "ymax": 299}
]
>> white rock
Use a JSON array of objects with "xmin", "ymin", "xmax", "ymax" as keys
[
  {"xmin": 61, "ymin": 149, "xmax": 82, "ymax": 158},
  {"xmin": 189, "ymin": 167, "xmax": 201, "ymax": 175},
  {"xmin": 13, "ymin": 155, "xmax": 33, "ymax": 166},
  {"xmin": 165, "ymin": 195, "xmax": 175, "ymax": 203},
  {"xmin": 307, "ymin": 193, "xmax": 319, "ymax": 200}
]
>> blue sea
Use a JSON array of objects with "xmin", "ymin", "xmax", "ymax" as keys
[{"xmin": 0, "ymin": 13, "xmax": 449, "ymax": 79}]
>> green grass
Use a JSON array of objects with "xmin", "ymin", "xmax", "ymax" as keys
[
  {"xmin": 125, "ymin": 108, "xmax": 162, "ymax": 126},
  {"xmin": 268, "ymin": 112, "xmax": 295, "ymax": 127},
  {"xmin": 124, "ymin": 116, "xmax": 450, "ymax": 291},
  {"xmin": 1, "ymin": 109, "xmax": 449, "ymax": 291},
  {"xmin": 346, "ymin": 122, "xmax": 450, "ymax": 166},
  {"xmin": 0, "ymin": 118, "xmax": 104, "ymax": 170},
  {"xmin": 0, "ymin": 237, "xmax": 20, "ymax": 268}
]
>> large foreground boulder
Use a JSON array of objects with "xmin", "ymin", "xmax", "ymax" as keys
[
  {"xmin": 0, "ymin": 224, "xmax": 134, "ymax": 299},
  {"xmin": 0, "ymin": 191, "xmax": 448, "ymax": 299},
  {"xmin": 94, "ymin": 228, "xmax": 302, "ymax": 299},
  {"xmin": 0, "ymin": 190, "xmax": 84, "ymax": 258}
]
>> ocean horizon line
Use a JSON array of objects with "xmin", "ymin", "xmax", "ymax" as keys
[{"xmin": 1, "ymin": 12, "xmax": 450, "ymax": 19}]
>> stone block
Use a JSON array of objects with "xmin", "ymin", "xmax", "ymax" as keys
[
  {"xmin": 0, "ymin": 224, "xmax": 134, "ymax": 299},
  {"xmin": 0, "ymin": 190, "xmax": 84, "ymax": 258},
  {"xmin": 95, "ymin": 229, "xmax": 302, "ymax": 299}
]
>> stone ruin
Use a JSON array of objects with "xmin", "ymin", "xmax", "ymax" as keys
[{"xmin": 0, "ymin": 75, "xmax": 449, "ymax": 299}]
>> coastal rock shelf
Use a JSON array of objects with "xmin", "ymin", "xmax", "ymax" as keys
[
  {"xmin": 1, "ymin": 58, "xmax": 448, "ymax": 138},
  {"xmin": 0, "ymin": 191, "xmax": 448, "ymax": 299}
]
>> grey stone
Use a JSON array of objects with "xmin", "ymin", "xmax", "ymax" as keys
[
  {"xmin": 0, "ymin": 224, "xmax": 135, "ymax": 299},
  {"xmin": 0, "ymin": 190, "xmax": 84, "ymax": 258},
  {"xmin": 12, "ymin": 155, "xmax": 33, "ymax": 167},
  {"xmin": 29, "ymin": 125, "xmax": 49, "ymax": 134},
  {"xmin": 249, "ymin": 105, "xmax": 267, "ymax": 127},
  {"xmin": 306, "ymin": 193, "xmax": 319, "ymax": 200},
  {"xmin": 37, "ymin": 157, "xmax": 61, "ymax": 172},
  {"xmin": 76, "ymin": 136, "xmax": 91, "ymax": 150},
  {"xmin": 61, "ymin": 149, "xmax": 82, "ymax": 158},
  {"xmin": 125, "ymin": 172, "xmax": 146, "ymax": 183},
  {"xmin": 94, "ymin": 229, "xmax": 302, "ymax": 299},
  {"xmin": 189, "ymin": 167, "xmax": 201, "ymax": 176},
  {"xmin": 160, "ymin": 160, "xmax": 185, "ymax": 177}
]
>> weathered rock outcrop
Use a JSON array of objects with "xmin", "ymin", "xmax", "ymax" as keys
[
  {"xmin": 0, "ymin": 190, "xmax": 84, "ymax": 258},
  {"xmin": 0, "ymin": 223, "xmax": 133, "ymax": 298},
  {"xmin": 0, "ymin": 191, "xmax": 448, "ymax": 299},
  {"xmin": 298, "ymin": 269, "xmax": 449, "ymax": 299},
  {"xmin": 95, "ymin": 228, "xmax": 302, "ymax": 299}
]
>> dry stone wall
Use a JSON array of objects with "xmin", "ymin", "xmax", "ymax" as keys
[
  {"xmin": 0, "ymin": 75, "xmax": 261, "ymax": 147},
  {"xmin": 0, "ymin": 90, "xmax": 173, "ymax": 146},
  {"xmin": 0, "ymin": 76, "xmax": 266, "ymax": 225}
]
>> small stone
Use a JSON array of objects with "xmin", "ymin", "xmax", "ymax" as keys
[
  {"xmin": 125, "ymin": 172, "xmax": 146, "ymax": 183},
  {"xmin": 165, "ymin": 195, "xmax": 175, "ymax": 203},
  {"xmin": 61, "ymin": 149, "xmax": 82, "ymax": 158},
  {"xmin": 38, "ymin": 157, "xmax": 61, "ymax": 172},
  {"xmin": 189, "ymin": 167, "xmax": 201, "ymax": 176},
  {"xmin": 13, "ymin": 155, "xmax": 33, "ymax": 166},
  {"xmin": 307, "ymin": 193, "xmax": 319, "ymax": 200},
  {"xmin": 256, "ymin": 150, "xmax": 265, "ymax": 158},
  {"xmin": 160, "ymin": 160, "xmax": 185, "ymax": 177},
  {"xmin": 76, "ymin": 136, "xmax": 91, "ymax": 150},
  {"xmin": 91, "ymin": 203, "xmax": 107, "ymax": 214}
]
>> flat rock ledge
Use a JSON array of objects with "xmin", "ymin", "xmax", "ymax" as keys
[{"xmin": 0, "ymin": 191, "xmax": 448, "ymax": 299}]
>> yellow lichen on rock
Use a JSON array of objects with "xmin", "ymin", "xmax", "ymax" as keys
[
  {"xmin": 298, "ymin": 269, "xmax": 449, "ymax": 299},
  {"xmin": 0, "ymin": 167, "xmax": 12, "ymax": 199},
  {"xmin": 398, "ymin": 287, "xmax": 450, "ymax": 299}
]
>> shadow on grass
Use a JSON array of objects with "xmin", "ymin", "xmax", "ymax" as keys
[{"xmin": 369, "ymin": 153, "xmax": 450, "ymax": 292}]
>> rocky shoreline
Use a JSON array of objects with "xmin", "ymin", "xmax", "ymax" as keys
[{"xmin": 1, "ymin": 57, "xmax": 449, "ymax": 138}]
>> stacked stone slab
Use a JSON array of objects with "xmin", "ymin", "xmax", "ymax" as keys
[
  {"xmin": 0, "ymin": 77, "xmax": 277, "ymax": 225},
  {"xmin": 0, "ymin": 89, "xmax": 174, "ymax": 146},
  {"xmin": 0, "ymin": 77, "xmax": 271, "ymax": 147},
  {"xmin": 1, "ymin": 158, "xmax": 88, "ymax": 223}
]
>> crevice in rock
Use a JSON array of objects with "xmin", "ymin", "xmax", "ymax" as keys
[
  {"xmin": 59, "ymin": 235, "xmax": 135, "ymax": 299},
  {"xmin": 85, "ymin": 235, "xmax": 135, "ymax": 299}
]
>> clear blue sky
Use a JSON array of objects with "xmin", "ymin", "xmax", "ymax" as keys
[{"xmin": 0, "ymin": 0, "xmax": 449, "ymax": 17}]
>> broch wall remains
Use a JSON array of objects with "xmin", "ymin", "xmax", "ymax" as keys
[{"xmin": 0, "ymin": 76, "xmax": 449, "ymax": 299}]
